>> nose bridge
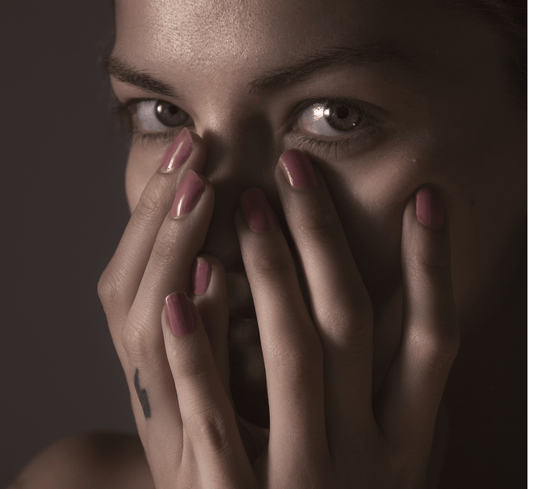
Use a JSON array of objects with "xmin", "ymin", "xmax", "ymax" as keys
[
  {"xmin": 196, "ymin": 107, "xmax": 281, "ymax": 269},
  {"xmin": 201, "ymin": 110, "xmax": 277, "ymax": 189}
]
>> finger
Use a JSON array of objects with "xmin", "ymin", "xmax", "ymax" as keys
[
  {"xmin": 274, "ymin": 150, "xmax": 374, "ymax": 432},
  {"xmin": 162, "ymin": 292, "xmax": 256, "ymax": 488},
  {"xmin": 127, "ymin": 169, "xmax": 214, "ymax": 322},
  {"xmin": 192, "ymin": 255, "xmax": 269, "ymax": 464},
  {"xmin": 191, "ymin": 255, "xmax": 231, "ymax": 399},
  {"xmin": 121, "ymin": 170, "xmax": 214, "ymax": 449},
  {"xmin": 98, "ymin": 128, "xmax": 205, "ymax": 329},
  {"xmin": 236, "ymin": 188, "xmax": 328, "ymax": 472},
  {"xmin": 380, "ymin": 187, "xmax": 459, "ymax": 454},
  {"xmin": 126, "ymin": 361, "xmax": 185, "ymax": 484}
]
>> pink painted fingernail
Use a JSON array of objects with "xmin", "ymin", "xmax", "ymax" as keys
[
  {"xmin": 165, "ymin": 291, "xmax": 197, "ymax": 336},
  {"xmin": 171, "ymin": 171, "xmax": 205, "ymax": 218},
  {"xmin": 416, "ymin": 186, "xmax": 444, "ymax": 230},
  {"xmin": 280, "ymin": 150, "xmax": 317, "ymax": 188},
  {"xmin": 193, "ymin": 257, "xmax": 211, "ymax": 296},
  {"xmin": 240, "ymin": 188, "xmax": 277, "ymax": 232},
  {"xmin": 160, "ymin": 128, "xmax": 192, "ymax": 172}
]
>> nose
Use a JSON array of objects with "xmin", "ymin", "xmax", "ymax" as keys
[{"xmin": 196, "ymin": 112, "xmax": 281, "ymax": 270}]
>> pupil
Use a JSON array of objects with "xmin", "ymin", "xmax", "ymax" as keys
[
  {"xmin": 336, "ymin": 106, "xmax": 350, "ymax": 119},
  {"xmin": 155, "ymin": 100, "xmax": 187, "ymax": 127}
]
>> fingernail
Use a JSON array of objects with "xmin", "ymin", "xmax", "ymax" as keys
[
  {"xmin": 171, "ymin": 171, "xmax": 205, "ymax": 218},
  {"xmin": 240, "ymin": 188, "xmax": 277, "ymax": 232},
  {"xmin": 165, "ymin": 292, "xmax": 197, "ymax": 336},
  {"xmin": 160, "ymin": 128, "xmax": 192, "ymax": 172},
  {"xmin": 280, "ymin": 150, "xmax": 317, "ymax": 188},
  {"xmin": 416, "ymin": 186, "xmax": 444, "ymax": 230},
  {"xmin": 193, "ymin": 257, "xmax": 211, "ymax": 296}
]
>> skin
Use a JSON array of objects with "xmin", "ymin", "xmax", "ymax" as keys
[
  {"xmin": 113, "ymin": 0, "xmax": 524, "ymax": 422},
  {"xmin": 10, "ymin": 0, "xmax": 525, "ymax": 488}
]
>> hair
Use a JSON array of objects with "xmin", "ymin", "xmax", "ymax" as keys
[{"xmin": 446, "ymin": 0, "xmax": 526, "ymax": 110}]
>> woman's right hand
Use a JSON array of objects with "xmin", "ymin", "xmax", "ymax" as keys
[{"xmin": 97, "ymin": 128, "xmax": 258, "ymax": 486}]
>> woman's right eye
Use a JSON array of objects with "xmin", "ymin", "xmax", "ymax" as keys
[{"xmin": 136, "ymin": 100, "xmax": 190, "ymax": 132}]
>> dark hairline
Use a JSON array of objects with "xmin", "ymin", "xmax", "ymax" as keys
[{"xmin": 443, "ymin": 0, "xmax": 526, "ymax": 111}]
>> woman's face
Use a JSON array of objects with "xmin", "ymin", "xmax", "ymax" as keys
[{"xmin": 109, "ymin": 0, "xmax": 525, "ymax": 414}]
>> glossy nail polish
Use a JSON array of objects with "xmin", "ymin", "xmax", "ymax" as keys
[
  {"xmin": 240, "ymin": 188, "xmax": 277, "ymax": 232},
  {"xmin": 416, "ymin": 186, "xmax": 444, "ymax": 230},
  {"xmin": 193, "ymin": 257, "xmax": 211, "ymax": 296},
  {"xmin": 160, "ymin": 128, "xmax": 192, "ymax": 172},
  {"xmin": 280, "ymin": 150, "xmax": 317, "ymax": 188},
  {"xmin": 165, "ymin": 292, "xmax": 196, "ymax": 336},
  {"xmin": 171, "ymin": 171, "xmax": 205, "ymax": 218}
]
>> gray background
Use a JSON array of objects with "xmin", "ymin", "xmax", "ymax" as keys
[{"xmin": 1, "ymin": 2, "xmax": 135, "ymax": 486}]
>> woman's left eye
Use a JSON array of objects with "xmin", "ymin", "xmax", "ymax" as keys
[{"xmin": 297, "ymin": 101, "xmax": 364, "ymax": 137}]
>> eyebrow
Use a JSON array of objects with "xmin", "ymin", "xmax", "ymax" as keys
[
  {"xmin": 103, "ymin": 44, "xmax": 413, "ymax": 98},
  {"xmin": 247, "ymin": 44, "xmax": 413, "ymax": 96},
  {"xmin": 103, "ymin": 56, "xmax": 177, "ymax": 97}
]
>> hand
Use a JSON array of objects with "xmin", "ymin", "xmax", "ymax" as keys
[
  {"xmin": 233, "ymin": 151, "xmax": 459, "ymax": 487},
  {"xmin": 98, "ymin": 128, "xmax": 261, "ymax": 487},
  {"xmin": 99, "ymin": 132, "xmax": 459, "ymax": 488}
]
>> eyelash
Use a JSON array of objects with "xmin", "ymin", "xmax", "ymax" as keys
[
  {"xmin": 287, "ymin": 96, "xmax": 381, "ymax": 157},
  {"xmin": 113, "ymin": 96, "xmax": 381, "ymax": 153},
  {"xmin": 113, "ymin": 98, "xmax": 181, "ymax": 145}
]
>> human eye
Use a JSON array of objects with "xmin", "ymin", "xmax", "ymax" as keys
[
  {"xmin": 114, "ymin": 98, "xmax": 191, "ymax": 143},
  {"xmin": 299, "ymin": 100, "xmax": 364, "ymax": 136},
  {"xmin": 290, "ymin": 97, "xmax": 383, "ymax": 156}
]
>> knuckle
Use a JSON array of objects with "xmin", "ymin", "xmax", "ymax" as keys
[
  {"xmin": 251, "ymin": 249, "xmax": 295, "ymax": 281},
  {"xmin": 429, "ymin": 329, "xmax": 460, "ymax": 369},
  {"xmin": 135, "ymin": 187, "xmax": 167, "ymax": 223},
  {"xmin": 296, "ymin": 208, "xmax": 341, "ymax": 244},
  {"xmin": 411, "ymin": 246, "xmax": 450, "ymax": 273},
  {"xmin": 97, "ymin": 267, "xmax": 123, "ymax": 312},
  {"xmin": 121, "ymin": 323, "xmax": 156, "ymax": 366},
  {"xmin": 176, "ymin": 355, "xmax": 210, "ymax": 380},
  {"xmin": 150, "ymin": 232, "xmax": 179, "ymax": 267},
  {"xmin": 319, "ymin": 306, "xmax": 373, "ymax": 349},
  {"xmin": 411, "ymin": 322, "xmax": 460, "ymax": 375},
  {"xmin": 185, "ymin": 406, "xmax": 231, "ymax": 455},
  {"xmin": 267, "ymin": 335, "xmax": 323, "ymax": 382}
]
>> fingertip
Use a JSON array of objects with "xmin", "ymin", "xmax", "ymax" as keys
[
  {"xmin": 401, "ymin": 186, "xmax": 453, "ymax": 293},
  {"xmin": 190, "ymin": 254, "xmax": 228, "ymax": 332},
  {"xmin": 239, "ymin": 188, "xmax": 278, "ymax": 232},
  {"xmin": 185, "ymin": 129, "xmax": 208, "ymax": 174},
  {"xmin": 277, "ymin": 150, "xmax": 318, "ymax": 189},
  {"xmin": 192, "ymin": 256, "xmax": 213, "ymax": 296},
  {"xmin": 189, "ymin": 254, "xmax": 231, "ymax": 400},
  {"xmin": 415, "ymin": 185, "xmax": 444, "ymax": 230},
  {"xmin": 164, "ymin": 291, "xmax": 198, "ymax": 336}
]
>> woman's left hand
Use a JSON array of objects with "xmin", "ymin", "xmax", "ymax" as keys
[{"xmin": 159, "ymin": 149, "xmax": 459, "ymax": 488}]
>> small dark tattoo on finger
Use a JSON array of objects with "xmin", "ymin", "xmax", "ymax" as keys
[{"xmin": 134, "ymin": 368, "xmax": 151, "ymax": 419}]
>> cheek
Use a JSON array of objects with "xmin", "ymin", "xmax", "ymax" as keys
[
  {"xmin": 125, "ymin": 144, "xmax": 167, "ymax": 213},
  {"xmin": 326, "ymin": 111, "xmax": 524, "ymax": 328},
  {"xmin": 321, "ymin": 137, "xmax": 439, "ymax": 303}
]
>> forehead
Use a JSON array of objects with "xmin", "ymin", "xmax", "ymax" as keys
[{"xmin": 114, "ymin": 0, "xmax": 443, "ymax": 76}]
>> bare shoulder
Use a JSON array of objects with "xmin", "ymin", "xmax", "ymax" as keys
[{"xmin": 9, "ymin": 432, "xmax": 155, "ymax": 489}]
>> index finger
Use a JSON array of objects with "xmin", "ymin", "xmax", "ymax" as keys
[
  {"xmin": 274, "ymin": 150, "xmax": 374, "ymax": 430},
  {"xmin": 98, "ymin": 128, "xmax": 205, "ymax": 325}
]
